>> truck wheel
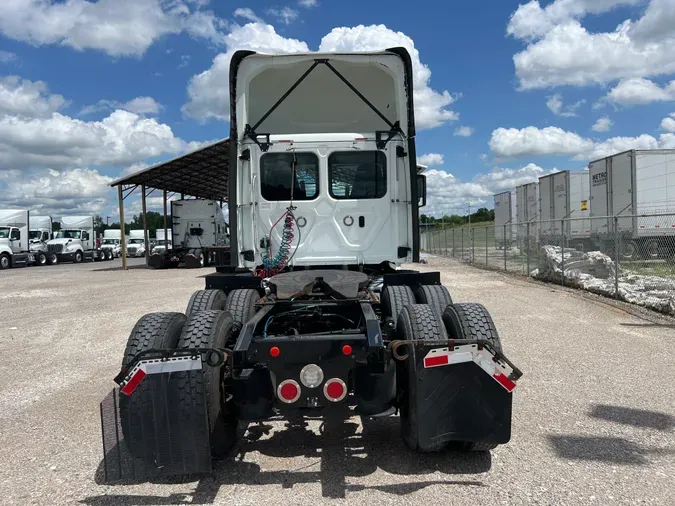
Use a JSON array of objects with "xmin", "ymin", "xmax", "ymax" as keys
[
  {"xmin": 37, "ymin": 252, "xmax": 47, "ymax": 266},
  {"xmin": 177, "ymin": 310, "xmax": 238, "ymax": 458},
  {"xmin": 381, "ymin": 285, "xmax": 416, "ymax": 328},
  {"xmin": 414, "ymin": 285, "xmax": 453, "ymax": 319},
  {"xmin": 441, "ymin": 303, "xmax": 502, "ymax": 452},
  {"xmin": 48, "ymin": 253, "xmax": 58, "ymax": 265},
  {"xmin": 0, "ymin": 253, "xmax": 10, "ymax": 270},
  {"xmin": 118, "ymin": 312, "xmax": 186, "ymax": 460},
  {"xmin": 224, "ymin": 289, "xmax": 259, "ymax": 327},
  {"xmin": 199, "ymin": 252, "xmax": 205, "ymax": 267},
  {"xmin": 186, "ymin": 289, "xmax": 227, "ymax": 316},
  {"xmin": 74, "ymin": 251, "xmax": 83, "ymax": 263},
  {"xmin": 642, "ymin": 239, "xmax": 659, "ymax": 259},
  {"xmin": 442, "ymin": 303, "xmax": 502, "ymax": 353},
  {"xmin": 396, "ymin": 304, "xmax": 449, "ymax": 452},
  {"xmin": 620, "ymin": 240, "xmax": 637, "ymax": 260}
]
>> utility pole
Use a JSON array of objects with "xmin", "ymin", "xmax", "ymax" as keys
[
  {"xmin": 467, "ymin": 202, "xmax": 471, "ymax": 227},
  {"xmin": 106, "ymin": 216, "xmax": 110, "ymax": 226}
]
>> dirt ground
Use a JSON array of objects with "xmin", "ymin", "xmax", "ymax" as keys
[{"xmin": 0, "ymin": 256, "xmax": 673, "ymax": 505}]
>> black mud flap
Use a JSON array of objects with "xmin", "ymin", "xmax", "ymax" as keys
[
  {"xmin": 406, "ymin": 341, "xmax": 516, "ymax": 449},
  {"xmin": 184, "ymin": 253, "xmax": 202, "ymax": 268},
  {"xmin": 99, "ymin": 369, "xmax": 212, "ymax": 482},
  {"xmin": 147, "ymin": 253, "xmax": 166, "ymax": 269}
]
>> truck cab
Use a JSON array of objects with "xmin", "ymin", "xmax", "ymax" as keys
[{"xmin": 228, "ymin": 49, "xmax": 423, "ymax": 271}]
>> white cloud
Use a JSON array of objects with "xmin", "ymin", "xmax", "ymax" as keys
[
  {"xmin": 233, "ymin": 8, "xmax": 263, "ymax": 23},
  {"xmin": 0, "ymin": 167, "xmax": 113, "ymax": 216},
  {"xmin": 546, "ymin": 93, "xmax": 584, "ymax": 117},
  {"xmin": 473, "ymin": 163, "xmax": 553, "ymax": 193},
  {"xmin": 0, "ymin": 76, "xmax": 67, "ymax": 118},
  {"xmin": 509, "ymin": 1, "xmax": 675, "ymax": 89},
  {"xmin": 592, "ymin": 117, "xmax": 614, "ymax": 132},
  {"xmin": 183, "ymin": 22, "xmax": 309, "ymax": 121},
  {"xmin": 81, "ymin": 96, "xmax": 163, "ymax": 116},
  {"xmin": 489, "ymin": 124, "xmax": 672, "ymax": 161},
  {"xmin": 122, "ymin": 162, "xmax": 149, "ymax": 176},
  {"xmin": 507, "ymin": 0, "xmax": 642, "ymax": 41},
  {"xmin": 178, "ymin": 54, "xmax": 191, "ymax": 68},
  {"xmin": 661, "ymin": 113, "xmax": 675, "ymax": 132},
  {"xmin": 319, "ymin": 25, "xmax": 460, "ymax": 130},
  {"xmin": 417, "ymin": 153, "xmax": 444, "ymax": 167},
  {"xmin": 0, "ymin": 51, "xmax": 18, "ymax": 64},
  {"xmin": 454, "ymin": 126, "xmax": 474, "ymax": 137},
  {"xmin": 603, "ymin": 77, "xmax": 675, "ymax": 106},
  {"xmin": 0, "ymin": 0, "xmax": 227, "ymax": 57},
  {"xmin": 298, "ymin": 0, "xmax": 317, "ymax": 7},
  {"xmin": 267, "ymin": 7, "xmax": 299, "ymax": 25},
  {"xmin": 489, "ymin": 126, "xmax": 594, "ymax": 158},
  {"xmin": 0, "ymin": 109, "xmax": 199, "ymax": 170}
]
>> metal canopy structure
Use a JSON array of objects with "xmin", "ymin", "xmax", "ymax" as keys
[{"xmin": 109, "ymin": 138, "xmax": 230, "ymax": 270}]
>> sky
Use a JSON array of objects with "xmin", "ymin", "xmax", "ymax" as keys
[{"xmin": 0, "ymin": 0, "xmax": 674, "ymax": 220}]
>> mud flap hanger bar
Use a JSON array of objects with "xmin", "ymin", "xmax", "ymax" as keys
[{"xmin": 245, "ymin": 58, "xmax": 404, "ymax": 152}]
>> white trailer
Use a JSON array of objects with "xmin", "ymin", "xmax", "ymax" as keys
[
  {"xmin": 29, "ymin": 215, "xmax": 53, "ymax": 266},
  {"xmin": 589, "ymin": 149, "xmax": 675, "ymax": 258},
  {"xmin": 149, "ymin": 199, "xmax": 229, "ymax": 268},
  {"xmin": 516, "ymin": 182, "xmax": 539, "ymax": 248},
  {"xmin": 493, "ymin": 191, "xmax": 516, "ymax": 248},
  {"xmin": 46, "ymin": 215, "xmax": 109, "ymax": 264},
  {"xmin": 0, "ymin": 210, "xmax": 34, "ymax": 269},
  {"xmin": 538, "ymin": 170, "xmax": 591, "ymax": 250}
]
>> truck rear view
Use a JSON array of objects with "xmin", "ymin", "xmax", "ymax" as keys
[{"xmin": 99, "ymin": 48, "xmax": 522, "ymax": 483}]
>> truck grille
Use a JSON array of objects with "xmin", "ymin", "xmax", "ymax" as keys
[
  {"xmin": 127, "ymin": 246, "xmax": 138, "ymax": 254},
  {"xmin": 48, "ymin": 244, "xmax": 63, "ymax": 254}
]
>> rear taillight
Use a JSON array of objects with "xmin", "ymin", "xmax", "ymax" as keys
[
  {"xmin": 277, "ymin": 379, "xmax": 301, "ymax": 403},
  {"xmin": 323, "ymin": 378, "xmax": 347, "ymax": 402}
]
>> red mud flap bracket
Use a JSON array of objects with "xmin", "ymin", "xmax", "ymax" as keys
[
  {"xmin": 393, "ymin": 339, "xmax": 522, "ymax": 451},
  {"xmin": 118, "ymin": 355, "xmax": 204, "ymax": 396}
]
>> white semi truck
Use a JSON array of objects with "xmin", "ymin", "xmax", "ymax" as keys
[
  {"xmin": 538, "ymin": 170, "xmax": 591, "ymax": 251},
  {"xmin": 149, "ymin": 199, "xmax": 228, "ymax": 268},
  {"xmin": 101, "ymin": 229, "xmax": 124, "ymax": 258},
  {"xmin": 589, "ymin": 149, "xmax": 675, "ymax": 258},
  {"xmin": 0, "ymin": 210, "xmax": 37, "ymax": 269},
  {"xmin": 151, "ymin": 228, "xmax": 172, "ymax": 254},
  {"xmin": 29, "ymin": 215, "xmax": 53, "ymax": 266},
  {"xmin": 493, "ymin": 190, "xmax": 517, "ymax": 249},
  {"xmin": 46, "ymin": 215, "xmax": 110, "ymax": 264},
  {"xmin": 126, "ymin": 229, "xmax": 148, "ymax": 258}
]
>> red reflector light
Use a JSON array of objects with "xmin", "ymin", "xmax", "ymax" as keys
[
  {"xmin": 323, "ymin": 378, "xmax": 347, "ymax": 402},
  {"xmin": 270, "ymin": 346, "xmax": 280, "ymax": 357},
  {"xmin": 121, "ymin": 369, "xmax": 146, "ymax": 396},
  {"xmin": 277, "ymin": 379, "xmax": 301, "ymax": 403},
  {"xmin": 342, "ymin": 344, "xmax": 352, "ymax": 356}
]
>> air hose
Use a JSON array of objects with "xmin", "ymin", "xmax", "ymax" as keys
[{"xmin": 258, "ymin": 207, "xmax": 298, "ymax": 277}]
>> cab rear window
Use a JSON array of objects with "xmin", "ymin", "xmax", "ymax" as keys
[
  {"xmin": 260, "ymin": 153, "xmax": 319, "ymax": 201},
  {"xmin": 329, "ymin": 151, "xmax": 387, "ymax": 199}
]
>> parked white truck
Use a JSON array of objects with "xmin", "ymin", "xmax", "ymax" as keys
[
  {"xmin": 589, "ymin": 149, "xmax": 675, "ymax": 258},
  {"xmin": 28, "ymin": 215, "xmax": 53, "ymax": 266},
  {"xmin": 151, "ymin": 228, "xmax": 172, "ymax": 254},
  {"xmin": 538, "ymin": 170, "xmax": 591, "ymax": 251},
  {"xmin": 126, "ymin": 229, "xmax": 148, "ymax": 258},
  {"xmin": 493, "ymin": 190, "xmax": 517, "ymax": 249},
  {"xmin": 46, "ymin": 215, "xmax": 110, "ymax": 264},
  {"xmin": 0, "ymin": 210, "xmax": 36, "ymax": 269},
  {"xmin": 101, "ymin": 229, "xmax": 124, "ymax": 258},
  {"xmin": 148, "ymin": 199, "xmax": 228, "ymax": 268}
]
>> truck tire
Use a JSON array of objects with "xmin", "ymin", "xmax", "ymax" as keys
[
  {"xmin": 396, "ymin": 304, "xmax": 449, "ymax": 452},
  {"xmin": 118, "ymin": 312, "xmax": 186, "ymax": 460},
  {"xmin": 381, "ymin": 285, "xmax": 416, "ymax": 327},
  {"xmin": 48, "ymin": 253, "xmax": 58, "ymax": 265},
  {"xmin": 642, "ymin": 239, "xmax": 659, "ymax": 259},
  {"xmin": 186, "ymin": 289, "xmax": 227, "ymax": 316},
  {"xmin": 441, "ymin": 303, "xmax": 503, "ymax": 452},
  {"xmin": 177, "ymin": 310, "xmax": 238, "ymax": 458},
  {"xmin": 442, "ymin": 303, "xmax": 502, "ymax": 353},
  {"xmin": 74, "ymin": 250, "xmax": 83, "ymax": 263},
  {"xmin": 224, "ymin": 289, "xmax": 259, "ymax": 327},
  {"xmin": 414, "ymin": 285, "xmax": 453, "ymax": 319},
  {"xmin": 36, "ymin": 252, "xmax": 47, "ymax": 266},
  {"xmin": 0, "ymin": 253, "xmax": 10, "ymax": 270}
]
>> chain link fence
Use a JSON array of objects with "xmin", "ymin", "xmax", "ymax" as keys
[{"xmin": 421, "ymin": 213, "xmax": 675, "ymax": 316}]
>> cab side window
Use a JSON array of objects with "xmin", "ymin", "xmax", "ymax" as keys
[
  {"xmin": 10, "ymin": 229, "xmax": 20, "ymax": 241},
  {"xmin": 329, "ymin": 151, "xmax": 387, "ymax": 200}
]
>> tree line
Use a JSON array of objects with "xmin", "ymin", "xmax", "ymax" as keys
[
  {"xmin": 420, "ymin": 207, "xmax": 494, "ymax": 227},
  {"xmin": 52, "ymin": 212, "xmax": 170, "ymax": 237}
]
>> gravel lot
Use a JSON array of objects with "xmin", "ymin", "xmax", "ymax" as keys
[{"xmin": 1, "ymin": 256, "xmax": 674, "ymax": 506}]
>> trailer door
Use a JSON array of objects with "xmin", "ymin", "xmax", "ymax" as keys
[
  {"xmin": 589, "ymin": 158, "xmax": 609, "ymax": 236},
  {"xmin": 611, "ymin": 151, "xmax": 634, "ymax": 233}
]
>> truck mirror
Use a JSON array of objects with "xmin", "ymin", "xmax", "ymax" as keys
[
  {"xmin": 416, "ymin": 175, "xmax": 427, "ymax": 208},
  {"xmin": 10, "ymin": 229, "xmax": 20, "ymax": 241}
]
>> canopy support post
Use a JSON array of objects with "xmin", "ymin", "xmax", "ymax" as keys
[{"xmin": 118, "ymin": 185, "xmax": 127, "ymax": 270}]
